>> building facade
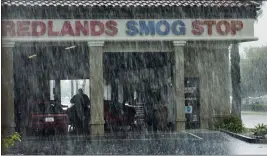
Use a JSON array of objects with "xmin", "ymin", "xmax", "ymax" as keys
[{"xmin": 1, "ymin": 0, "xmax": 259, "ymax": 135}]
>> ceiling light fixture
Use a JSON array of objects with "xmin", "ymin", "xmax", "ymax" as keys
[
  {"xmin": 28, "ymin": 54, "xmax": 37, "ymax": 59},
  {"xmin": 65, "ymin": 46, "xmax": 76, "ymax": 50}
]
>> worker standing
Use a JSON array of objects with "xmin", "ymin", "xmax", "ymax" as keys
[{"xmin": 70, "ymin": 89, "xmax": 90, "ymax": 134}]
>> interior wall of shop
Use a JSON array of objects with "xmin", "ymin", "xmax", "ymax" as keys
[{"xmin": 117, "ymin": 63, "xmax": 172, "ymax": 121}]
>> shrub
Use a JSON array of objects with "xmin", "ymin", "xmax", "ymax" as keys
[
  {"xmin": 253, "ymin": 123, "xmax": 267, "ymax": 136},
  {"xmin": 1, "ymin": 132, "xmax": 21, "ymax": 153},
  {"xmin": 214, "ymin": 115, "xmax": 245, "ymax": 133},
  {"xmin": 251, "ymin": 103, "xmax": 265, "ymax": 111}
]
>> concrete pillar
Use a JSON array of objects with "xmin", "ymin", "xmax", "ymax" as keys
[
  {"xmin": 199, "ymin": 48, "xmax": 212, "ymax": 129},
  {"xmin": 206, "ymin": 44, "xmax": 231, "ymax": 127},
  {"xmin": 230, "ymin": 43, "xmax": 241, "ymax": 119},
  {"xmin": 173, "ymin": 41, "xmax": 186, "ymax": 131},
  {"xmin": 1, "ymin": 41, "xmax": 16, "ymax": 136},
  {"xmin": 88, "ymin": 41, "xmax": 105, "ymax": 135},
  {"xmin": 213, "ymin": 46, "xmax": 231, "ymax": 118}
]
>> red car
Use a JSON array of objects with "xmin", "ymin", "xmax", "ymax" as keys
[
  {"xmin": 104, "ymin": 101, "xmax": 136, "ymax": 132},
  {"xmin": 26, "ymin": 101, "xmax": 68, "ymax": 135}
]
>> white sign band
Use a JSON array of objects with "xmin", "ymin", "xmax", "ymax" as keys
[{"xmin": 2, "ymin": 19, "xmax": 256, "ymax": 41}]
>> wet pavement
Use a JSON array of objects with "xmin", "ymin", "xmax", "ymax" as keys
[
  {"xmin": 7, "ymin": 129, "xmax": 267, "ymax": 155},
  {"xmin": 242, "ymin": 111, "xmax": 267, "ymax": 128}
]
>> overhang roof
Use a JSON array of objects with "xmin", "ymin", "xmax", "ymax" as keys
[{"xmin": 1, "ymin": 0, "xmax": 260, "ymax": 8}]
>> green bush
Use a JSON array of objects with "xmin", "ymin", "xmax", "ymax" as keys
[
  {"xmin": 253, "ymin": 123, "xmax": 267, "ymax": 136},
  {"xmin": 1, "ymin": 132, "xmax": 21, "ymax": 152},
  {"xmin": 251, "ymin": 103, "xmax": 265, "ymax": 111},
  {"xmin": 214, "ymin": 116, "xmax": 245, "ymax": 133}
]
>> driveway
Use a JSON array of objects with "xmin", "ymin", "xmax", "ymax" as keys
[{"xmin": 7, "ymin": 130, "xmax": 267, "ymax": 155}]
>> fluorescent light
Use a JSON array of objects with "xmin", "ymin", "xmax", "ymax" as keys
[
  {"xmin": 28, "ymin": 54, "xmax": 37, "ymax": 59},
  {"xmin": 65, "ymin": 46, "xmax": 76, "ymax": 50}
]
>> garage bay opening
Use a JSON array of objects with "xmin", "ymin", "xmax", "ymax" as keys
[{"xmin": 103, "ymin": 52, "xmax": 175, "ymax": 132}]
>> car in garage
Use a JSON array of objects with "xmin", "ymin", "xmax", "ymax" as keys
[{"xmin": 26, "ymin": 100, "xmax": 68, "ymax": 135}]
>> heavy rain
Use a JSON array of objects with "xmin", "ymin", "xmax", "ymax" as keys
[{"xmin": 1, "ymin": 0, "xmax": 267, "ymax": 155}]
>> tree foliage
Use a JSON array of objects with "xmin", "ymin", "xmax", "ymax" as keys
[
  {"xmin": 241, "ymin": 46, "xmax": 267, "ymax": 97},
  {"xmin": 256, "ymin": 1, "xmax": 264, "ymax": 18}
]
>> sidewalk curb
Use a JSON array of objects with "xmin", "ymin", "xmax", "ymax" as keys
[{"xmin": 221, "ymin": 130, "xmax": 267, "ymax": 144}]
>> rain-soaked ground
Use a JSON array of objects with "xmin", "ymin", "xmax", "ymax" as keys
[
  {"xmin": 242, "ymin": 111, "xmax": 267, "ymax": 128},
  {"xmin": 7, "ymin": 130, "xmax": 267, "ymax": 155}
]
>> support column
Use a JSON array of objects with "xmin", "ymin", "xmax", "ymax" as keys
[
  {"xmin": 88, "ymin": 41, "xmax": 105, "ymax": 135},
  {"xmin": 1, "ymin": 41, "xmax": 16, "ymax": 136},
  {"xmin": 230, "ymin": 43, "xmax": 241, "ymax": 119},
  {"xmin": 199, "ymin": 47, "xmax": 212, "ymax": 129},
  {"xmin": 173, "ymin": 41, "xmax": 186, "ymax": 131},
  {"xmin": 211, "ymin": 45, "xmax": 231, "ymax": 124}
]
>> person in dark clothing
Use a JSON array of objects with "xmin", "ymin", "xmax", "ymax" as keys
[
  {"xmin": 121, "ymin": 101, "xmax": 133, "ymax": 124},
  {"xmin": 145, "ymin": 90, "xmax": 161, "ymax": 132},
  {"xmin": 144, "ymin": 100, "xmax": 153, "ymax": 128},
  {"xmin": 128, "ymin": 106, "xmax": 136, "ymax": 124},
  {"xmin": 70, "ymin": 89, "xmax": 90, "ymax": 133},
  {"xmin": 123, "ymin": 101, "xmax": 136, "ymax": 126}
]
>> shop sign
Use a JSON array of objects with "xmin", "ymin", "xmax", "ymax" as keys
[
  {"xmin": 192, "ymin": 114, "xmax": 198, "ymax": 122},
  {"xmin": 185, "ymin": 106, "xmax": 193, "ymax": 114},
  {"xmin": 185, "ymin": 87, "xmax": 197, "ymax": 94},
  {"xmin": 2, "ymin": 19, "xmax": 255, "ymax": 41}
]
